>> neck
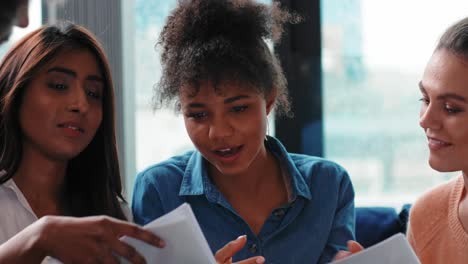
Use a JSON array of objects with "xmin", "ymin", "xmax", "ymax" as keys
[
  {"xmin": 463, "ymin": 172, "xmax": 468, "ymax": 194},
  {"xmin": 210, "ymin": 144, "xmax": 282, "ymax": 197},
  {"xmin": 13, "ymin": 146, "xmax": 68, "ymax": 215},
  {"xmin": 458, "ymin": 171, "xmax": 468, "ymax": 232}
]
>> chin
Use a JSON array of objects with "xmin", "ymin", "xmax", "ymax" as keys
[
  {"xmin": 215, "ymin": 164, "xmax": 248, "ymax": 177},
  {"xmin": 49, "ymin": 147, "xmax": 86, "ymax": 161},
  {"xmin": 428, "ymin": 158, "xmax": 459, "ymax": 173}
]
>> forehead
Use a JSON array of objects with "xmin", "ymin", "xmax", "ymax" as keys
[
  {"xmin": 180, "ymin": 81, "xmax": 262, "ymax": 100},
  {"xmin": 41, "ymin": 48, "xmax": 102, "ymax": 76},
  {"xmin": 422, "ymin": 49, "xmax": 468, "ymax": 95}
]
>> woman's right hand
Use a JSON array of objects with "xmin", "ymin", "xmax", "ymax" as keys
[
  {"xmin": 31, "ymin": 215, "xmax": 164, "ymax": 263},
  {"xmin": 215, "ymin": 235, "xmax": 265, "ymax": 264}
]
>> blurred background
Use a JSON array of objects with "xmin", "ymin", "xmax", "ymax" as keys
[{"xmin": 8, "ymin": 0, "xmax": 467, "ymax": 207}]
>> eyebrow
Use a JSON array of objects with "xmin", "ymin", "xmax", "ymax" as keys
[
  {"xmin": 224, "ymin": 95, "xmax": 250, "ymax": 104},
  {"xmin": 47, "ymin": 67, "xmax": 103, "ymax": 82},
  {"xmin": 419, "ymin": 81, "xmax": 467, "ymax": 103},
  {"xmin": 186, "ymin": 95, "xmax": 251, "ymax": 108}
]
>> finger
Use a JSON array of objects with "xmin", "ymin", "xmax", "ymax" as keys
[
  {"xmin": 235, "ymin": 256, "xmax": 265, "ymax": 264},
  {"xmin": 108, "ymin": 239, "xmax": 146, "ymax": 264},
  {"xmin": 215, "ymin": 235, "xmax": 247, "ymax": 262},
  {"xmin": 347, "ymin": 240, "xmax": 364, "ymax": 253},
  {"xmin": 101, "ymin": 251, "xmax": 120, "ymax": 264},
  {"xmin": 92, "ymin": 244, "xmax": 120, "ymax": 264},
  {"xmin": 111, "ymin": 220, "xmax": 165, "ymax": 248},
  {"xmin": 333, "ymin": 250, "xmax": 352, "ymax": 261}
]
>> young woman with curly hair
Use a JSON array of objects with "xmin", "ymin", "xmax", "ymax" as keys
[{"xmin": 132, "ymin": 1, "xmax": 355, "ymax": 263}]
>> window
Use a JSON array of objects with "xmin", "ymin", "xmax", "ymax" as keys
[
  {"xmin": 134, "ymin": 0, "xmax": 193, "ymax": 176},
  {"xmin": 322, "ymin": 0, "xmax": 466, "ymax": 206}
]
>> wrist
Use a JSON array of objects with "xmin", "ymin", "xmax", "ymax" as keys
[{"xmin": 27, "ymin": 216, "xmax": 54, "ymax": 260}]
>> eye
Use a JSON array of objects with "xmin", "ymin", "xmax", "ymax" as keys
[
  {"xmin": 231, "ymin": 105, "xmax": 248, "ymax": 113},
  {"xmin": 187, "ymin": 112, "xmax": 207, "ymax": 120},
  {"xmin": 48, "ymin": 82, "xmax": 67, "ymax": 90},
  {"xmin": 418, "ymin": 97, "xmax": 429, "ymax": 105},
  {"xmin": 86, "ymin": 89, "xmax": 102, "ymax": 100},
  {"xmin": 444, "ymin": 103, "xmax": 462, "ymax": 114}
]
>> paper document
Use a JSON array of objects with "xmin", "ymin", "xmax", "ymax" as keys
[
  {"xmin": 120, "ymin": 203, "xmax": 216, "ymax": 264},
  {"xmin": 332, "ymin": 233, "xmax": 420, "ymax": 264}
]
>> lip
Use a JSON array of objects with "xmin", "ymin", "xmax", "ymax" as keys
[
  {"xmin": 427, "ymin": 136, "xmax": 452, "ymax": 151},
  {"xmin": 57, "ymin": 122, "xmax": 85, "ymax": 137},
  {"xmin": 212, "ymin": 145, "xmax": 243, "ymax": 163}
]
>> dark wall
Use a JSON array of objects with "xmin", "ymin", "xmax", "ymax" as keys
[{"xmin": 275, "ymin": 0, "xmax": 323, "ymax": 156}]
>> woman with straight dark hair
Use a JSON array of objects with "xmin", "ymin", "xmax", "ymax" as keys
[{"xmin": 0, "ymin": 23, "xmax": 164, "ymax": 263}]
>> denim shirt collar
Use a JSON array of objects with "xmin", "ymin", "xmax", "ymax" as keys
[{"xmin": 179, "ymin": 136, "xmax": 312, "ymax": 201}]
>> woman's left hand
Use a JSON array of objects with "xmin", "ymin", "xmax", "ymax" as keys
[
  {"xmin": 333, "ymin": 240, "xmax": 364, "ymax": 261},
  {"xmin": 215, "ymin": 235, "xmax": 265, "ymax": 264}
]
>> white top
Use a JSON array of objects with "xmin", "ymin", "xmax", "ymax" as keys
[
  {"xmin": 0, "ymin": 172, "xmax": 133, "ymax": 264},
  {"xmin": 0, "ymin": 179, "xmax": 61, "ymax": 263}
]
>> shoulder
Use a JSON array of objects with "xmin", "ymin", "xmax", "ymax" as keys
[
  {"xmin": 289, "ymin": 153, "xmax": 351, "ymax": 184},
  {"xmin": 409, "ymin": 177, "xmax": 458, "ymax": 249},
  {"xmin": 410, "ymin": 177, "xmax": 455, "ymax": 222},
  {"xmin": 135, "ymin": 151, "xmax": 194, "ymax": 187},
  {"xmin": 132, "ymin": 152, "xmax": 195, "ymax": 224},
  {"xmin": 287, "ymin": 154, "xmax": 354, "ymax": 204}
]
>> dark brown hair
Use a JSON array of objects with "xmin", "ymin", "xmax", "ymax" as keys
[
  {"xmin": 155, "ymin": 0, "xmax": 300, "ymax": 116},
  {"xmin": 437, "ymin": 17, "xmax": 468, "ymax": 57},
  {"xmin": 0, "ymin": 23, "xmax": 126, "ymax": 219}
]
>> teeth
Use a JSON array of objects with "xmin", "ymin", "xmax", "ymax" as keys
[
  {"xmin": 60, "ymin": 124, "xmax": 83, "ymax": 132},
  {"xmin": 219, "ymin": 148, "xmax": 232, "ymax": 152},
  {"xmin": 429, "ymin": 139, "xmax": 448, "ymax": 145}
]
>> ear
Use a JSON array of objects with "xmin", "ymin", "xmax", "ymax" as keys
[{"xmin": 265, "ymin": 88, "xmax": 277, "ymax": 115}]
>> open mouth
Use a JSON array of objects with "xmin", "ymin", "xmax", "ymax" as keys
[
  {"xmin": 214, "ymin": 146, "xmax": 243, "ymax": 157},
  {"xmin": 58, "ymin": 124, "xmax": 84, "ymax": 133},
  {"xmin": 428, "ymin": 137, "xmax": 451, "ymax": 146}
]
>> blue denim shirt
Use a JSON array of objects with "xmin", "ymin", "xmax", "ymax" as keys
[{"xmin": 132, "ymin": 137, "xmax": 355, "ymax": 264}]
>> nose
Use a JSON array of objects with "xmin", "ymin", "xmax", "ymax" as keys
[
  {"xmin": 208, "ymin": 116, "xmax": 234, "ymax": 140},
  {"xmin": 68, "ymin": 86, "xmax": 90, "ymax": 114},
  {"xmin": 419, "ymin": 103, "xmax": 441, "ymax": 130}
]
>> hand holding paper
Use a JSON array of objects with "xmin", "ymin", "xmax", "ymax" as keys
[
  {"xmin": 120, "ymin": 203, "xmax": 217, "ymax": 264},
  {"xmin": 332, "ymin": 234, "xmax": 420, "ymax": 264},
  {"xmin": 214, "ymin": 235, "xmax": 265, "ymax": 264}
]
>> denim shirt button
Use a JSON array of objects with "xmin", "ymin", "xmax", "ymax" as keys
[
  {"xmin": 273, "ymin": 209, "xmax": 285, "ymax": 218},
  {"xmin": 249, "ymin": 243, "xmax": 257, "ymax": 253}
]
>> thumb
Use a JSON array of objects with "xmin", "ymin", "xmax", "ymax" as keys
[
  {"xmin": 215, "ymin": 235, "xmax": 248, "ymax": 263},
  {"xmin": 347, "ymin": 240, "xmax": 364, "ymax": 253},
  {"xmin": 333, "ymin": 250, "xmax": 353, "ymax": 261}
]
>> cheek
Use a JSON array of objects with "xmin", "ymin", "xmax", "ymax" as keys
[
  {"xmin": 19, "ymin": 97, "xmax": 52, "ymax": 133},
  {"xmin": 242, "ymin": 112, "xmax": 267, "ymax": 133},
  {"xmin": 183, "ymin": 119, "xmax": 204, "ymax": 144},
  {"xmin": 91, "ymin": 108, "xmax": 103, "ymax": 130},
  {"xmin": 452, "ymin": 123, "xmax": 468, "ymax": 144}
]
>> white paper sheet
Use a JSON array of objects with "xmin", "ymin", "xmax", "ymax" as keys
[
  {"xmin": 332, "ymin": 233, "xmax": 421, "ymax": 264},
  {"xmin": 120, "ymin": 203, "xmax": 216, "ymax": 264}
]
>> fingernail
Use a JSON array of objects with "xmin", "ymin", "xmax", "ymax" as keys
[
  {"xmin": 236, "ymin": 235, "xmax": 246, "ymax": 240},
  {"xmin": 256, "ymin": 256, "xmax": 265, "ymax": 264},
  {"xmin": 158, "ymin": 240, "xmax": 166, "ymax": 247}
]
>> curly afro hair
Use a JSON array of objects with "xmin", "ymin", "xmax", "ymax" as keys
[{"xmin": 155, "ymin": 0, "xmax": 300, "ymax": 117}]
